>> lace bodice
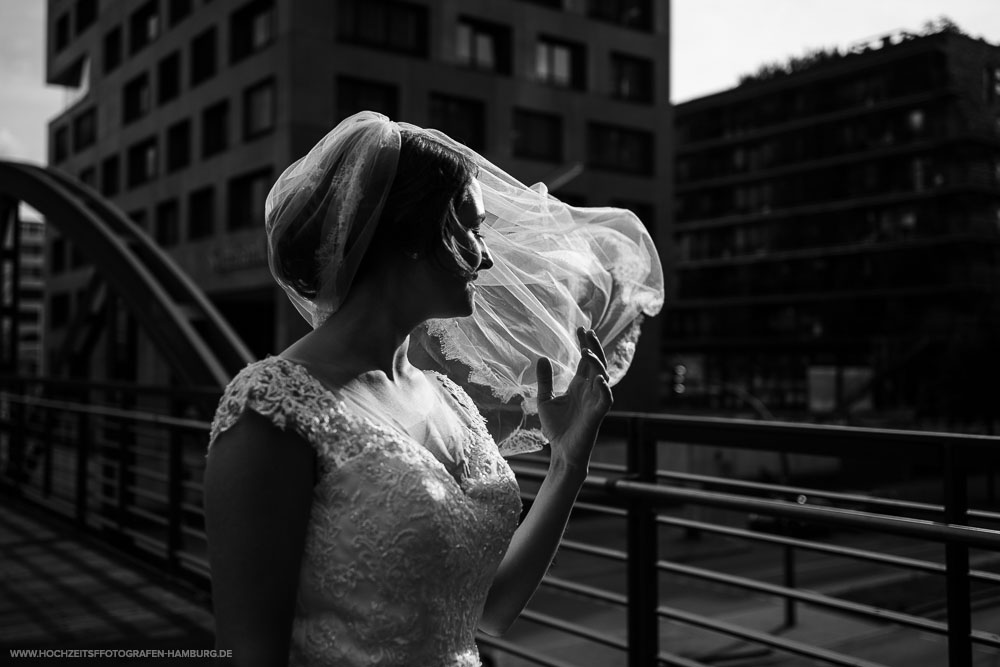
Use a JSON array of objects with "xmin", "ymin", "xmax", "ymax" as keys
[{"xmin": 209, "ymin": 357, "xmax": 522, "ymax": 667}]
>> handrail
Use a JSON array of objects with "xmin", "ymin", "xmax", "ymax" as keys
[{"xmin": 2, "ymin": 382, "xmax": 999, "ymax": 666}]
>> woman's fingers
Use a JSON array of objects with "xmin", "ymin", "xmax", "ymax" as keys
[
  {"xmin": 585, "ymin": 329, "xmax": 609, "ymax": 369},
  {"xmin": 537, "ymin": 356, "xmax": 554, "ymax": 402},
  {"xmin": 576, "ymin": 327, "xmax": 609, "ymax": 380},
  {"xmin": 582, "ymin": 349, "xmax": 610, "ymax": 381}
]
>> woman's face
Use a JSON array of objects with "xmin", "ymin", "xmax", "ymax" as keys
[{"xmin": 429, "ymin": 179, "xmax": 494, "ymax": 317}]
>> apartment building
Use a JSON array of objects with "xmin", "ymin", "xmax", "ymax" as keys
[
  {"xmin": 45, "ymin": 0, "xmax": 671, "ymax": 406},
  {"xmin": 672, "ymin": 24, "xmax": 1000, "ymax": 421}
]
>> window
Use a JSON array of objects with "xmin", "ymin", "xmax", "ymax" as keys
[
  {"xmin": 536, "ymin": 37, "xmax": 586, "ymax": 89},
  {"xmin": 127, "ymin": 137, "xmax": 158, "ymax": 187},
  {"xmin": 202, "ymin": 99, "xmax": 229, "ymax": 157},
  {"xmin": 338, "ymin": 0, "xmax": 429, "ymax": 57},
  {"xmin": 158, "ymin": 52, "xmax": 182, "ymax": 104},
  {"xmin": 588, "ymin": 0, "xmax": 652, "ymax": 30},
  {"xmin": 129, "ymin": 1, "xmax": 160, "ymax": 54},
  {"xmin": 166, "ymin": 119, "xmax": 191, "ymax": 172},
  {"xmin": 101, "ymin": 155, "xmax": 120, "ymax": 196},
  {"xmin": 429, "ymin": 94, "xmax": 486, "ymax": 152},
  {"xmin": 79, "ymin": 167, "xmax": 96, "ymax": 187},
  {"xmin": 587, "ymin": 122, "xmax": 653, "ymax": 174},
  {"xmin": 72, "ymin": 108, "xmax": 97, "ymax": 152},
  {"xmin": 188, "ymin": 186, "xmax": 215, "ymax": 239},
  {"xmin": 50, "ymin": 293, "xmax": 71, "ymax": 329},
  {"xmin": 985, "ymin": 66, "xmax": 1000, "ymax": 104},
  {"xmin": 123, "ymin": 72, "xmax": 151, "ymax": 123},
  {"xmin": 611, "ymin": 52, "xmax": 653, "ymax": 103},
  {"xmin": 168, "ymin": 0, "xmax": 193, "ymax": 26},
  {"xmin": 335, "ymin": 76, "xmax": 398, "ymax": 122},
  {"xmin": 231, "ymin": 0, "xmax": 275, "ymax": 63},
  {"xmin": 456, "ymin": 18, "xmax": 511, "ymax": 74},
  {"xmin": 75, "ymin": 0, "xmax": 97, "ymax": 34},
  {"xmin": 244, "ymin": 79, "xmax": 276, "ymax": 139},
  {"xmin": 103, "ymin": 27, "xmax": 123, "ymax": 73},
  {"xmin": 50, "ymin": 238, "xmax": 67, "ymax": 274},
  {"xmin": 512, "ymin": 109, "xmax": 562, "ymax": 162},
  {"xmin": 55, "ymin": 13, "xmax": 71, "ymax": 52},
  {"xmin": 228, "ymin": 168, "xmax": 272, "ymax": 230},
  {"xmin": 155, "ymin": 199, "xmax": 181, "ymax": 247},
  {"xmin": 53, "ymin": 126, "xmax": 70, "ymax": 163},
  {"xmin": 191, "ymin": 27, "xmax": 218, "ymax": 86}
]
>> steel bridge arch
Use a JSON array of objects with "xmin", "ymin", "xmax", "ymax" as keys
[{"xmin": 0, "ymin": 160, "xmax": 253, "ymax": 389}]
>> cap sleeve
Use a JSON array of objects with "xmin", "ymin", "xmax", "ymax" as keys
[{"xmin": 209, "ymin": 357, "xmax": 329, "ymax": 451}]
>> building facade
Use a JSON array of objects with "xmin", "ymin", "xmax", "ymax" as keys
[
  {"xmin": 44, "ymin": 0, "xmax": 671, "ymax": 407},
  {"xmin": 671, "ymin": 25, "xmax": 1000, "ymax": 423}
]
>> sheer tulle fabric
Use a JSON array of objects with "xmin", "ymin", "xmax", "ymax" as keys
[
  {"xmin": 265, "ymin": 111, "xmax": 664, "ymax": 453},
  {"xmin": 265, "ymin": 113, "xmax": 401, "ymax": 326}
]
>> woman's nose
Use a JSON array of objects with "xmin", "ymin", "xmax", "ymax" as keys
[{"xmin": 477, "ymin": 239, "xmax": 494, "ymax": 270}]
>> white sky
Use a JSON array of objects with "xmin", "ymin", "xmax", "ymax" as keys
[
  {"xmin": 672, "ymin": 0, "xmax": 1000, "ymax": 102},
  {"xmin": 1, "ymin": 1, "xmax": 999, "ymax": 163}
]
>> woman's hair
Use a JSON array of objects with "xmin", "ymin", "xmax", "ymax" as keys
[{"xmin": 277, "ymin": 128, "xmax": 477, "ymax": 298}]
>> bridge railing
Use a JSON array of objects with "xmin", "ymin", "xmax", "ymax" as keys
[{"xmin": 2, "ymin": 375, "xmax": 1000, "ymax": 666}]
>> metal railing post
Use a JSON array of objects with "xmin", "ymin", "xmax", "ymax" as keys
[
  {"xmin": 783, "ymin": 544, "xmax": 797, "ymax": 627},
  {"xmin": 943, "ymin": 441, "xmax": 972, "ymax": 666},
  {"xmin": 167, "ymin": 417, "xmax": 183, "ymax": 573},
  {"xmin": 626, "ymin": 416, "xmax": 658, "ymax": 667},
  {"xmin": 76, "ymin": 409, "xmax": 90, "ymax": 525}
]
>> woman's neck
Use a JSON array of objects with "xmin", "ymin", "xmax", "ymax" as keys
[{"xmin": 285, "ymin": 271, "xmax": 423, "ymax": 384}]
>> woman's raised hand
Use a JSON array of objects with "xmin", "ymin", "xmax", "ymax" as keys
[{"xmin": 536, "ymin": 327, "xmax": 613, "ymax": 476}]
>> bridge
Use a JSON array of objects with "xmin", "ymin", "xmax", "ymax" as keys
[{"xmin": 2, "ymin": 163, "xmax": 1000, "ymax": 666}]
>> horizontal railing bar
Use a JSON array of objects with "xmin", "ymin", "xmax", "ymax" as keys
[
  {"xmin": 656, "ymin": 514, "xmax": 1000, "ymax": 586},
  {"xmin": 656, "ymin": 651, "xmax": 714, "ymax": 667},
  {"xmin": 969, "ymin": 508, "xmax": 1000, "ymax": 523},
  {"xmin": 2, "ymin": 393, "xmax": 211, "ymax": 431},
  {"xmin": 540, "ymin": 574, "xmax": 628, "ymax": 608},
  {"xmin": 604, "ymin": 477, "xmax": 1000, "ymax": 550},
  {"xmin": 180, "ymin": 501, "xmax": 205, "ymax": 517},
  {"xmin": 176, "ymin": 551, "xmax": 210, "ymax": 578},
  {"xmin": 655, "ymin": 515, "xmax": 943, "ymax": 574},
  {"xmin": 571, "ymin": 500, "xmax": 627, "ymax": 517},
  {"xmin": 613, "ymin": 409, "xmax": 1000, "ymax": 455},
  {"xmin": 657, "ymin": 605, "xmax": 892, "ymax": 667},
  {"xmin": 657, "ymin": 559, "xmax": 950, "ymax": 637},
  {"xmin": 122, "ymin": 528, "xmax": 167, "ymax": 553},
  {"xmin": 127, "ymin": 506, "xmax": 169, "ymax": 528},
  {"xmin": 182, "ymin": 480, "xmax": 204, "ymax": 494},
  {"xmin": 558, "ymin": 538, "xmax": 627, "ymax": 562},
  {"xmin": 0, "ymin": 374, "xmax": 221, "ymax": 401},
  {"xmin": 517, "ymin": 608, "xmax": 627, "ymax": 651},
  {"xmin": 180, "ymin": 525, "xmax": 207, "ymax": 542},
  {"xmin": 127, "ymin": 468, "xmax": 170, "ymax": 484},
  {"xmin": 475, "ymin": 635, "xmax": 582, "ymax": 667},
  {"xmin": 655, "ymin": 469, "xmax": 946, "ymax": 517}
]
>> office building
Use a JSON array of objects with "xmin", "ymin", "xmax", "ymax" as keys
[
  {"xmin": 671, "ymin": 23, "xmax": 1000, "ymax": 420},
  {"xmin": 44, "ymin": 0, "xmax": 671, "ymax": 406}
]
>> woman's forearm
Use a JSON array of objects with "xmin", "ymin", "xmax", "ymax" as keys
[{"xmin": 479, "ymin": 453, "xmax": 589, "ymax": 636}]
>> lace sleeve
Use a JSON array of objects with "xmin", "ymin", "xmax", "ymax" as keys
[{"xmin": 208, "ymin": 358, "xmax": 327, "ymax": 452}]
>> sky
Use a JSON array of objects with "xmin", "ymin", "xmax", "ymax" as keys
[{"xmin": 1, "ymin": 1, "xmax": 1000, "ymax": 164}]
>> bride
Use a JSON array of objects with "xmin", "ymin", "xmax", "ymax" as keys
[{"xmin": 204, "ymin": 111, "xmax": 662, "ymax": 666}]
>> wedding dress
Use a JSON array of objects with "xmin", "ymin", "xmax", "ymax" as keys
[{"xmin": 209, "ymin": 356, "xmax": 523, "ymax": 666}]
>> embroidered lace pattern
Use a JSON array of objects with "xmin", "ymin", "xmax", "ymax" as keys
[{"xmin": 209, "ymin": 357, "xmax": 522, "ymax": 667}]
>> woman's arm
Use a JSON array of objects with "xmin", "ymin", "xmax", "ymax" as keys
[
  {"xmin": 203, "ymin": 410, "xmax": 316, "ymax": 666},
  {"xmin": 480, "ymin": 328, "xmax": 612, "ymax": 636}
]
